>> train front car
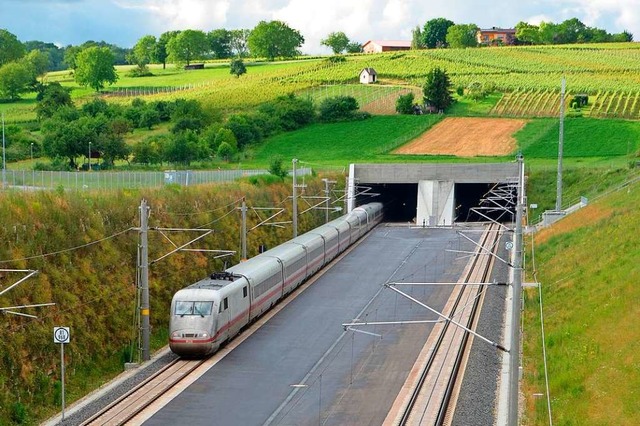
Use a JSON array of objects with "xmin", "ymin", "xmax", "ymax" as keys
[{"xmin": 169, "ymin": 286, "xmax": 220, "ymax": 357}]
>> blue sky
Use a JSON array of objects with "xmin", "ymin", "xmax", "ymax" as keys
[{"xmin": 0, "ymin": 0, "xmax": 638, "ymax": 52}]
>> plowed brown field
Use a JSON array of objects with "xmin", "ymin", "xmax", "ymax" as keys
[{"xmin": 393, "ymin": 117, "xmax": 528, "ymax": 157}]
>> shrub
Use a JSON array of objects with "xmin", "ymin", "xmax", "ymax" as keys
[
  {"xmin": 318, "ymin": 95, "xmax": 359, "ymax": 122},
  {"xmin": 268, "ymin": 155, "xmax": 288, "ymax": 179},
  {"xmin": 396, "ymin": 93, "xmax": 415, "ymax": 114},
  {"xmin": 126, "ymin": 65, "xmax": 153, "ymax": 77},
  {"xmin": 326, "ymin": 55, "xmax": 346, "ymax": 63},
  {"xmin": 11, "ymin": 402, "xmax": 27, "ymax": 424},
  {"xmin": 217, "ymin": 141, "xmax": 236, "ymax": 161}
]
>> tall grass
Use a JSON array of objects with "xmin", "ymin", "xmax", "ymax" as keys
[{"xmin": 523, "ymin": 179, "xmax": 640, "ymax": 425}]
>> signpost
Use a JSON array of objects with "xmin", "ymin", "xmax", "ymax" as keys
[{"xmin": 54, "ymin": 327, "xmax": 70, "ymax": 420}]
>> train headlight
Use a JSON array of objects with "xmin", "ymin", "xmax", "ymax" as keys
[
  {"xmin": 171, "ymin": 331, "xmax": 180, "ymax": 338},
  {"xmin": 201, "ymin": 333, "xmax": 208, "ymax": 338}
]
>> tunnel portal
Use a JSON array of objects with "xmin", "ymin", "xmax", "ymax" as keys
[{"xmin": 349, "ymin": 163, "xmax": 519, "ymax": 225}]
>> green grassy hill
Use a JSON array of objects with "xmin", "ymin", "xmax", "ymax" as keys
[{"xmin": 523, "ymin": 178, "xmax": 640, "ymax": 425}]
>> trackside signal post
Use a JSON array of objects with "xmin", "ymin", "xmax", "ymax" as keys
[{"xmin": 54, "ymin": 327, "xmax": 70, "ymax": 420}]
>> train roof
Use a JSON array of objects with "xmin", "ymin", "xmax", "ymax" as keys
[{"xmin": 186, "ymin": 271, "xmax": 243, "ymax": 290}]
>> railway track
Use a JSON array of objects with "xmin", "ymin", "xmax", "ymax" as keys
[
  {"xmin": 80, "ymin": 357, "xmax": 206, "ymax": 426},
  {"xmin": 393, "ymin": 223, "xmax": 504, "ymax": 426}
]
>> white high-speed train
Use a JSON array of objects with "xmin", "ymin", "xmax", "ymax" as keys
[{"xmin": 169, "ymin": 202, "xmax": 383, "ymax": 357}]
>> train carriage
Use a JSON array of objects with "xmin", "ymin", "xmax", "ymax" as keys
[{"xmin": 169, "ymin": 202, "xmax": 383, "ymax": 357}]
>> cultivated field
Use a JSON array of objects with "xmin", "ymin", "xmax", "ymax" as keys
[{"xmin": 393, "ymin": 117, "xmax": 527, "ymax": 157}]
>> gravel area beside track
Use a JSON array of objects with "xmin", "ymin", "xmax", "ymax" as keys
[
  {"xmin": 42, "ymin": 349, "xmax": 179, "ymax": 426},
  {"xmin": 451, "ymin": 246, "xmax": 510, "ymax": 425}
]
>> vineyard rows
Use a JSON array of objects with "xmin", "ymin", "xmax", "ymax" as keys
[
  {"xmin": 272, "ymin": 43, "xmax": 640, "ymax": 94},
  {"xmin": 491, "ymin": 89, "xmax": 640, "ymax": 119}
]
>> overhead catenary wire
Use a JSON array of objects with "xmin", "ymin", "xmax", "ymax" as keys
[
  {"xmin": 527, "ymin": 205, "xmax": 554, "ymax": 425},
  {"xmin": 0, "ymin": 227, "xmax": 135, "ymax": 264}
]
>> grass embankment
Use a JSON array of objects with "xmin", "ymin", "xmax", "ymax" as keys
[
  {"xmin": 523, "ymin": 179, "xmax": 640, "ymax": 425},
  {"xmin": 0, "ymin": 177, "xmax": 329, "ymax": 425}
]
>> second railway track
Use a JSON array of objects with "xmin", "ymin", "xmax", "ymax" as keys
[
  {"xmin": 81, "ymin": 358, "xmax": 206, "ymax": 426},
  {"xmin": 393, "ymin": 223, "xmax": 503, "ymax": 426}
]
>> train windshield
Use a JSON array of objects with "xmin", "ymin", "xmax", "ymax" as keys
[{"xmin": 175, "ymin": 301, "xmax": 214, "ymax": 316}]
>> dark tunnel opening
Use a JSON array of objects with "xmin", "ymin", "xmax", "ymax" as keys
[
  {"xmin": 358, "ymin": 184, "xmax": 418, "ymax": 222},
  {"xmin": 455, "ymin": 183, "xmax": 515, "ymax": 223},
  {"xmin": 357, "ymin": 182, "xmax": 515, "ymax": 224}
]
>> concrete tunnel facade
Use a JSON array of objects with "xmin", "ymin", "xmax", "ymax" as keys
[{"xmin": 347, "ymin": 163, "xmax": 520, "ymax": 225}]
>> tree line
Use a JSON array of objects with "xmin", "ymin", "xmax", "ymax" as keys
[
  {"xmin": 10, "ymin": 81, "xmax": 368, "ymax": 170},
  {"xmin": 411, "ymin": 17, "xmax": 633, "ymax": 49}
]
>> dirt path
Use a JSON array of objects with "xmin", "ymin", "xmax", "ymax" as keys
[{"xmin": 393, "ymin": 117, "xmax": 528, "ymax": 157}]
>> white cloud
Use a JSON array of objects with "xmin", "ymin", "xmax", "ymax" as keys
[
  {"xmin": 116, "ymin": 0, "xmax": 231, "ymax": 31},
  {"xmin": 4, "ymin": 0, "xmax": 640, "ymax": 51},
  {"xmin": 274, "ymin": 0, "xmax": 376, "ymax": 52}
]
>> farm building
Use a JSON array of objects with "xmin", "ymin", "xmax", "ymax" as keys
[
  {"xmin": 360, "ymin": 68, "xmax": 378, "ymax": 84},
  {"xmin": 362, "ymin": 40, "xmax": 412, "ymax": 53},
  {"xmin": 476, "ymin": 28, "xmax": 516, "ymax": 45}
]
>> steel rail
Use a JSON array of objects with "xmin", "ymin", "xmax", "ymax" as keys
[
  {"xmin": 398, "ymin": 223, "xmax": 500, "ymax": 426},
  {"xmin": 80, "ymin": 357, "xmax": 207, "ymax": 426}
]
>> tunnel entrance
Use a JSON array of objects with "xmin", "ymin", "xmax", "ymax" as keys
[
  {"xmin": 455, "ymin": 183, "xmax": 515, "ymax": 223},
  {"xmin": 360, "ymin": 183, "xmax": 418, "ymax": 222},
  {"xmin": 355, "ymin": 182, "xmax": 515, "ymax": 224}
]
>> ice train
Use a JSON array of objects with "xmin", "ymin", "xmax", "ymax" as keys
[{"xmin": 169, "ymin": 202, "xmax": 383, "ymax": 357}]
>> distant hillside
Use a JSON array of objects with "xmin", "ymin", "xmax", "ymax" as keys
[{"xmin": 523, "ymin": 177, "xmax": 640, "ymax": 424}]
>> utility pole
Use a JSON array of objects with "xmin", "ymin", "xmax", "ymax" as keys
[
  {"xmin": 241, "ymin": 198, "xmax": 247, "ymax": 260},
  {"xmin": 139, "ymin": 199, "xmax": 150, "ymax": 362},
  {"xmin": 508, "ymin": 154, "xmax": 525, "ymax": 425},
  {"xmin": 292, "ymin": 158, "xmax": 298, "ymax": 238},
  {"xmin": 322, "ymin": 179, "xmax": 335, "ymax": 224},
  {"xmin": 2, "ymin": 112, "xmax": 6, "ymax": 190},
  {"xmin": 556, "ymin": 77, "xmax": 566, "ymax": 211}
]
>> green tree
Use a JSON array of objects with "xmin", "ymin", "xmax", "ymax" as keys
[
  {"xmin": 24, "ymin": 40, "xmax": 64, "ymax": 71},
  {"xmin": 248, "ymin": 20, "xmax": 304, "ymax": 60},
  {"xmin": 75, "ymin": 46, "xmax": 118, "ymax": 91},
  {"xmin": 612, "ymin": 30, "xmax": 633, "ymax": 42},
  {"xmin": 411, "ymin": 26, "xmax": 425, "ymax": 49},
  {"xmin": 423, "ymin": 67, "xmax": 453, "ymax": 111},
  {"xmin": 139, "ymin": 107, "xmax": 161, "ymax": 129},
  {"xmin": 318, "ymin": 96, "xmax": 359, "ymax": 122},
  {"xmin": 395, "ymin": 92, "xmax": 415, "ymax": 114},
  {"xmin": 321, "ymin": 32, "xmax": 350, "ymax": 54},
  {"xmin": 167, "ymin": 30, "xmax": 208, "ymax": 66},
  {"xmin": 538, "ymin": 21, "xmax": 561, "ymax": 44},
  {"xmin": 154, "ymin": 31, "xmax": 180, "ymax": 69},
  {"xmin": 131, "ymin": 35, "xmax": 156, "ymax": 68},
  {"xmin": 217, "ymin": 141, "xmax": 236, "ymax": 161},
  {"xmin": 133, "ymin": 135, "xmax": 167, "ymax": 165},
  {"xmin": 515, "ymin": 22, "xmax": 541, "ymax": 45},
  {"xmin": 63, "ymin": 45, "xmax": 83, "ymax": 70},
  {"xmin": 0, "ymin": 61, "xmax": 33, "ymax": 100},
  {"xmin": 268, "ymin": 155, "xmax": 288, "ymax": 179},
  {"xmin": 213, "ymin": 128, "xmax": 237, "ymax": 154},
  {"xmin": 446, "ymin": 24, "xmax": 479, "ymax": 48},
  {"xmin": 24, "ymin": 50, "xmax": 50, "ymax": 78},
  {"xmin": 558, "ymin": 18, "xmax": 588, "ymax": 44},
  {"xmin": 209, "ymin": 29, "xmax": 232, "ymax": 59},
  {"xmin": 165, "ymin": 130, "xmax": 202, "ymax": 165},
  {"xmin": 0, "ymin": 29, "xmax": 25, "ymax": 66},
  {"xmin": 35, "ymin": 82, "xmax": 73, "ymax": 119},
  {"xmin": 345, "ymin": 42, "xmax": 363, "ymax": 53},
  {"xmin": 229, "ymin": 58, "xmax": 247, "ymax": 77},
  {"xmin": 230, "ymin": 29, "xmax": 251, "ymax": 57},
  {"xmin": 422, "ymin": 18, "xmax": 455, "ymax": 48}
]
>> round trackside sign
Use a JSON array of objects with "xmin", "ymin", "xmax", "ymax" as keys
[{"xmin": 54, "ymin": 327, "xmax": 70, "ymax": 344}]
